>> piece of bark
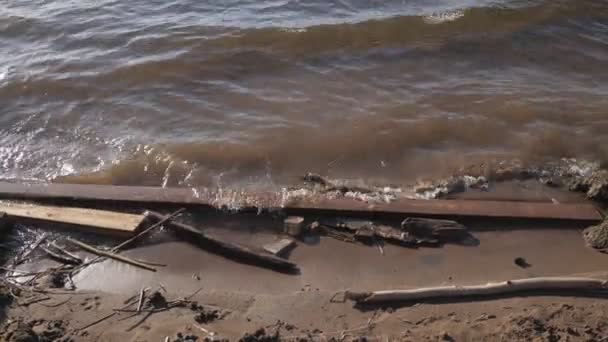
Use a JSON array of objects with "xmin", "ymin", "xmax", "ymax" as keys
[
  {"xmin": 66, "ymin": 238, "xmax": 156, "ymax": 272},
  {"xmin": 347, "ymin": 277, "xmax": 608, "ymax": 304},
  {"xmin": 432, "ymin": 227, "xmax": 470, "ymax": 242},
  {"xmin": 263, "ymin": 239, "xmax": 295, "ymax": 256},
  {"xmin": 146, "ymin": 211, "xmax": 298, "ymax": 272},
  {"xmin": 401, "ymin": 217, "xmax": 468, "ymax": 242}
]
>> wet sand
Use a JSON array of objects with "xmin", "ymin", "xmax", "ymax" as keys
[
  {"xmin": 72, "ymin": 223, "xmax": 608, "ymax": 296},
  {"xmin": 5, "ymin": 224, "xmax": 608, "ymax": 341}
]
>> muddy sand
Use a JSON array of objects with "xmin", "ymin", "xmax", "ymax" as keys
[{"xmin": 1, "ymin": 182, "xmax": 608, "ymax": 341}]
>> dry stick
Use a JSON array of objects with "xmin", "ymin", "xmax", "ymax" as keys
[
  {"xmin": 113, "ymin": 208, "xmax": 186, "ymax": 252},
  {"xmin": 40, "ymin": 245, "xmax": 82, "ymax": 265},
  {"xmin": 50, "ymin": 242, "xmax": 82, "ymax": 261},
  {"xmin": 136, "ymin": 287, "xmax": 147, "ymax": 313},
  {"xmin": 76, "ymin": 312, "xmax": 117, "ymax": 331},
  {"xmin": 346, "ymin": 277, "xmax": 608, "ymax": 304},
  {"xmin": 38, "ymin": 297, "xmax": 72, "ymax": 308},
  {"xmin": 14, "ymin": 234, "xmax": 47, "ymax": 266},
  {"xmin": 66, "ymin": 238, "xmax": 157, "ymax": 272}
]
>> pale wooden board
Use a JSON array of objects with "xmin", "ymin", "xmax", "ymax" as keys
[
  {"xmin": 263, "ymin": 238, "xmax": 295, "ymax": 256},
  {"xmin": 0, "ymin": 202, "xmax": 145, "ymax": 235}
]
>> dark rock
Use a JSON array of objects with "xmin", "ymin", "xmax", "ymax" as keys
[
  {"xmin": 239, "ymin": 328, "xmax": 279, "ymax": 342},
  {"xmin": 5, "ymin": 321, "xmax": 38, "ymax": 342},
  {"xmin": 194, "ymin": 308, "xmax": 221, "ymax": 324},
  {"xmin": 441, "ymin": 332, "xmax": 455, "ymax": 341},
  {"xmin": 147, "ymin": 291, "xmax": 167, "ymax": 309},
  {"xmin": 567, "ymin": 327, "xmax": 579, "ymax": 336},
  {"xmin": 514, "ymin": 257, "xmax": 531, "ymax": 268}
]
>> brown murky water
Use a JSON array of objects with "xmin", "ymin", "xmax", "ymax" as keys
[{"xmin": 2, "ymin": 0, "xmax": 608, "ymax": 189}]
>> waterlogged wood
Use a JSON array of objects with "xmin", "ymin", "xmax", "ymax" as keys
[
  {"xmin": 0, "ymin": 182, "xmax": 601, "ymax": 222},
  {"xmin": 146, "ymin": 211, "xmax": 298, "ymax": 272},
  {"xmin": 0, "ymin": 202, "xmax": 145, "ymax": 235},
  {"xmin": 347, "ymin": 277, "xmax": 608, "ymax": 304}
]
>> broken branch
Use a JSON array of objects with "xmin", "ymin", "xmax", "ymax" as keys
[
  {"xmin": 346, "ymin": 277, "xmax": 608, "ymax": 304},
  {"xmin": 40, "ymin": 246, "xmax": 82, "ymax": 265},
  {"xmin": 66, "ymin": 238, "xmax": 156, "ymax": 272}
]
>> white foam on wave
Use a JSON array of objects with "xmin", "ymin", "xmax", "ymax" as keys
[{"xmin": 423, "ymin": 10, "xmax": 465, "ymax": 24}]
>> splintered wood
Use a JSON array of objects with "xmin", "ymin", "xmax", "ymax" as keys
[{"xmin": 0, "ymin": 202, "xmax": 145, "ymax": 236}]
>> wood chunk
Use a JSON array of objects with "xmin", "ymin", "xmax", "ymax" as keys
[
  {"xmin": 0, "ymin": 202, "xmax": 145, "ymax": 236},
  {"xmin": 263, "ymin": 239, "xmax": 296, "ymax": 256},
  {"xmin": 284, "ymin": 216, "xmax": 304, "ymax": 236}
]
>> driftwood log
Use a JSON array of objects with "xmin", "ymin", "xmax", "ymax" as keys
[
  {"xmin": 346, "ymin": 277, "xmax": 608, "ymax": 304},
  {"xmin": 145, "ymin": 211, "xmax": 298, "ymax": 273}
]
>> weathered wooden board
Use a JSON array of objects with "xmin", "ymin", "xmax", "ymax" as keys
[
  {"xmin": 0, "ymin": 202, "xmax": 145, "ymax": 235},
  {"xmin": 0, "ymin": 182, "xmax": 601, "ymax": 223},
  {"xmin": 263, "ymin": 238, "xmax": 296, "ymax": 256},
  {"xmin": 286, "ymin": 197, "xmax": 602, "ymax": 222}
]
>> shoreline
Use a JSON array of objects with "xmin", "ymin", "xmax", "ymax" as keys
[{"xmin": 0, "ymin": 175, "xmax": 607, "ymax": 341}]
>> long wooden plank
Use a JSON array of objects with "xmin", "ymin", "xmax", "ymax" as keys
[
  {"xmin": 0, "ymin": 201, "xmax": 145, "ymax": 235},
  {"xmin": 0, "ymin": 182, "xmax": 601, "ymax": 222},
  {"xmin": 285, "ymin": 197, "xmax": 602, "ymax": 222}
]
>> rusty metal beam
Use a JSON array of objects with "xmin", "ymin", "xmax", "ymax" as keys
[{"xmin": 0, "ymin": 182, "xmax": 601, "ymax": 223}]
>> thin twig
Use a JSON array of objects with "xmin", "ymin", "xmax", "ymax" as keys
[
  {"xmin": 66, "ymin": 238, "xmax": 156, "ymax": 272},
  {"xmin": 76, "ymin": 312, "xmax": 117, "ymax": 331},
  {"xmin": 137, "ymin": 287, "xmax": 147, "ymax": 313},
  {"xmin": 40, "ymin": 246, "xmax": 82, "ymax": 265},
  {"xmin": 113, "ymin": 208, "xmax": 185, "ymax": 252},
  {"xmin": 21, "ymin": 296, "xmax": 51, "ymax": 306},
  {"xmin": 14, "ymin": 234, "xmax": 47, "ymax": 266},
  {"xmin": 38, "ymin": 297, "xmax": 72, "ymax": 308},
  {"xmin": 126, "ymin": 310, "xmax": 154, "ymax": 332},
  {"xmin": 375, "ymin": 239, "xmax": 384, "ymax": 256},
  {"xmin": 50, "ymin": 242, "xmax": 82, "ymax": 261}
]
